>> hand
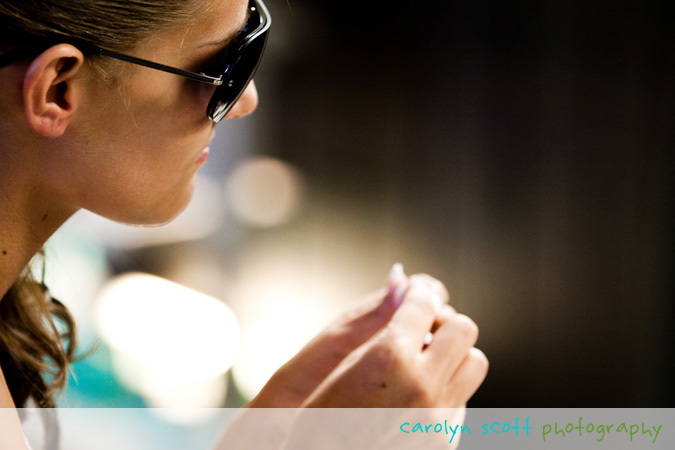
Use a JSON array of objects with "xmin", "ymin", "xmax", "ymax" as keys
[
  {"xmin": 217, "ymin": 269, "xmax": 406, "ymax": 450},
  {"xmin": 217, "ymin": 269, "xmax": 488, "ymax": 450},
  {"xmin": 248, "ymin": 286, "xmax": 401, "ymax": 408},
  {"xmin": 300, "ymin": 274, "xmax": 488, "ymax": 408}
]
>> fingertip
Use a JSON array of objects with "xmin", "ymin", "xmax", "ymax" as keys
[
  {"xmin": 389, "ymin": 263, "xmax": 405, "ymax": 284},
  {"xmin": 444, "ymin": 347, "xmax": 490, "ymax": 406},
  {"xmin": 469, "ymin": 347, "xmax": 489, "ymax": 377},
  {"xmin": 386, "ymin": 262, "xmax": 408, "ymax": 308},
  {"xmin": 456, "ymin": 314, "xmax": 480, "ymax": 343}
]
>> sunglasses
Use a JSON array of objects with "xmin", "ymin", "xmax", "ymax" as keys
[{"xmin": 0, "ymin": 0, "xmax": 270, "ymax": 123}]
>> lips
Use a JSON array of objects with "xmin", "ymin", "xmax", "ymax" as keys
[
  {"xmin": 196, "ymin": 146, "xmax": 210, "ymax": 164},
  {"xmin": 196, "ymin": 130, "xmax": 215, "ymax": 165}
]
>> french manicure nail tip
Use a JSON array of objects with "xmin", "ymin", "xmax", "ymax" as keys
[
  {"xmin": 388, "ymin": 263, "xmax": 406, "ymax": 297},
  {"xmin": 388, "ymin": 263, "xmax": 405, "ymax": 284}
]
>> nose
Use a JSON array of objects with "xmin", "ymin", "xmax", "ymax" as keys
[{"xmin": 224, "ymin": 81, "xmax": 259, "ymax": 120}]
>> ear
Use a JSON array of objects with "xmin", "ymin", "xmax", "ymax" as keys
[{"xmin": 23, "ymin": 44, "xmax": 86, "ymax": 138}]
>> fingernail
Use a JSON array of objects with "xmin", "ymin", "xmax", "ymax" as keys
[
  {"xmin": 431, "ymin": 293, "xmax": 444, "ymax": 313},
  {"xmin": 388, "ymin": 263, "xmax": 405, "ymax": 285},
  {"xmin": 388, "ymin": 263, "xmax": 405, "ymax": 294}
]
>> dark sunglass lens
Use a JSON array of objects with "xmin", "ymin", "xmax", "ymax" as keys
[{"xmin": 207, "ymin": 33, "xmax": 267, "ymax": 122}]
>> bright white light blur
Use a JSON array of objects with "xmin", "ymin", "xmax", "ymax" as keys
[
  {"xmin": 233, "ymin": 315, "xmax": 319, "ymax": 400},
  {"xmin": 108, "ymin": 350, "xmax": 228, "ymax": 421},
  {"xmin": 41, "ymin": 226, "xmax": 109, "ymax": 338},
  {"xmin": 95, "ymin": 273, "xmax": 239, "ymax": 415},
  {"xmin": 230, "ymin": 253, "xmax": 344, "ymax": 400},
  {"xmin": 225, "ymin": 157, "xmax": 305, "ymax": 227}
]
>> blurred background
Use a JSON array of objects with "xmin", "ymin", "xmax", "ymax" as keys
[{"xmin": 45, "ymin": 0, "xmax": 673, "ymax": 425}]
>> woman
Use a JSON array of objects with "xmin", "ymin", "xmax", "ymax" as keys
[{"xmin": 0, "ymin": 0, "xmax": 488, "ymax": 447}]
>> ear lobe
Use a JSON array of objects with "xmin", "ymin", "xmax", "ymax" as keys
[{"xmin": 23, "ymin": 45, "xmax": 86, "ymax": 138}]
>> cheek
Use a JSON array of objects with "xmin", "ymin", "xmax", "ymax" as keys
[
  {"xmin": 71, "ymin": 139, "xmax": 201, "ymax": 225},
  {"xmin": 182, "ymin": 78, "xmax": 217, "ymax": 117},
  {"xmin": 122, "ymin": 71, "xmax": 211, "ymax": 126},
  {"xmin": 116, "ymin": 77, "xmax": 214, "ymax": 155},
  {"xmin": 60, "ymin": 86, "xmax": 213, "ymax": 224}
]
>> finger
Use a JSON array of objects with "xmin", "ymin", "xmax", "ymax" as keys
[
  {"xmin": 444, "ymin": 347, "xmax": 489, "ymax": 406},
  {"xmin": 325, "ymin": 287, "xmax": 397, "ymax": 348},
  {"xmin": 424, "ymin": 304, "xmax": 457, "ymax": 348},
  {"xmin": 408, "ymin": 274, "xmax": 450, "ymax": 306},
  {"xmin": 387, "ymin": 275, "xmax": 449, "ymax": 349},
  {"xmin": 424, "ymin": 311, "xmax": 479, "ymax": 379},
  {"xmin": 430, "ymin": 304, "xmax": 457, "ymax": 327},
  {"xmin": 387, "ymin": 263, "xmax": 407, "ymax": 298}
]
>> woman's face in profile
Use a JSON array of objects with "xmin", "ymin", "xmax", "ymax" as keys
[{"xmin": 57, "ymin": 0, "xmax": 257, "ymax": 226}]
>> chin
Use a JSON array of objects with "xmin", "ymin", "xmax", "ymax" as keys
[{"xmin": 113, "ymin": 177, "xmax": 197, "ymax": 227}]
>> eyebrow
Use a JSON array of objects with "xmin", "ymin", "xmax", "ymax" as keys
[{"xmin": 196, "ymin": 7, "xmax": 252, "ymax": 49}]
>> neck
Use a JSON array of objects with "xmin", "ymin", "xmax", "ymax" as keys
[
  {"xmin": 0, "ymin": 156, "xmax": 74, "ymax": 419},
  {"xmin": 0, "ymin": 165, "xmax": 76, "ymax": 299}
]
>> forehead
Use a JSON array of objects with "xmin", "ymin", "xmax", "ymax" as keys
[
  {"xmin": 188, "ymin": 0, "xmax": 250, "ymax": 44},
  {"xmin": 148, "ymin": 0, "xmax": 250, "ymax": 59},
  {"xmin": 185, "ymin": 0, "xmax": 249, "ymax": 47}
]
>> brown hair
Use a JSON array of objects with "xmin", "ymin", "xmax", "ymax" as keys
[
  {"xmin": 0, "ymin": 0, "xmax": 213, "ymax": 408},
  {"xmin": 0, "ymin": 256, "xmax": 76, "ymax": 408},
  {"xmin": 0, "ymin": 1, "xmax": 210, "ymax": 52}
]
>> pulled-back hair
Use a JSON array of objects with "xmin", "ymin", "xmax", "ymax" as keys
[
  {"xmin": 0, "ymin": 0, "xmax": 208, "ymax": 51},
  {"xmin": 0, "ymin": 257, "xmax": 76, "ymax": 408},
  {"xmin": 0, "ymin": 0, "xmax": 212, "ymax": 408}
]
